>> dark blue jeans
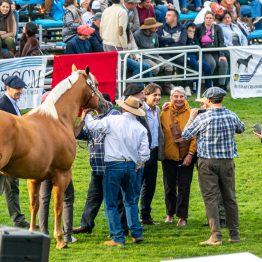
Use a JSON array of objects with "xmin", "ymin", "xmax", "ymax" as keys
[
  {"xmin": 103, "ymin": 161, "xmax": 143, "ymax": 244},
  {"xmin": 187, "ymin": 54, "xmax": 212, "ymax": 89}
]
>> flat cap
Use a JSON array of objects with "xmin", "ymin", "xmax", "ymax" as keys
[
  {"xmin": 202, "ymin": 86, "xmax": 226, "ymax": 98},
  {"xmin": 125, "ymin": 0, "xmax": 141, "ymax": 3},
  {"xmin": 123, "ymin": 84, "xmax": 144, "ymax": 97},
  {"xmin": 4, "ymin": 76, "xmax": 26, "ymax": 89}
]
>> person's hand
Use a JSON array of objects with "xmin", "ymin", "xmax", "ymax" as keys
[
  {"xmin": 219, "ymin": 56, "xmax": 227, "ymax": 62},
  {"xmin": 182, "ymin": 153, "xmax": 193, "ymax": 166},
  {"xmin": 189, "ymin": 108, "xmax": 198, "ymax": 120},
  {"xmin": 254, "ymin": 131, "xmax": 262, "ymax": 139},
  {"xmin": 162, "ymin": 102, "xmax": 170, "ymax": 111}
]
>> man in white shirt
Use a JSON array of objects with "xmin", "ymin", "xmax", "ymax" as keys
[{"xmin": 85, "ymin": 95, "xmax": 150, "ymax": 246}]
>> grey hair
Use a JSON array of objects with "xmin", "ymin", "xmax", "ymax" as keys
[{"xmin": 170, "ymin": 86, "xmax": 186, "ymax": 97}]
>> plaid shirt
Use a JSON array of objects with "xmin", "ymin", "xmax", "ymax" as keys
[
  {"xmin": 85, "ymin": 106, "xmax": 120, "ymax": 175},
  {"xmin": 182, "ymin": 107, "xmax": 245, "ymax": 159}
]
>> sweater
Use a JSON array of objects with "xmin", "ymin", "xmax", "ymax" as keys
[
  {"xmin": 65, "ymin": 36, "xmax": 93, "ymax": 54},
  {"xmin": 100, "ymin": 4, "xmax": 128, "ymax": 49}
]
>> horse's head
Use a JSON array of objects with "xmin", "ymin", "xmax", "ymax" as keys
[{"xmin": 72, "ymin": 64, "xmax": 107, "ymax": 112}]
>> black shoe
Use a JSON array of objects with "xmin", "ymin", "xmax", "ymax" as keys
[
  {"xmin": 14, "ymin": 220, "xmax": 30, "ymax": 229},
  {"xmin": 140, "ymin": 218, "xmax": 155, "ymax": 225},
  {"xmin": 220, "ymin": 219, "xmax": 227, "ymax": 228},
  {"xmin": 72, "ymin": 226, "xmax": 92, "ymax": 234}
]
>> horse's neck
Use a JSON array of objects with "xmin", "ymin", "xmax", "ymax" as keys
[{"xmin": 55, "ymin": 85, "xmax": 83, "ymax": 128}]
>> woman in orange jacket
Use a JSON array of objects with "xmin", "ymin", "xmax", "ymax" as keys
[{"xmin": 160, "ymin": 86, "xmax": 196, "ymax": 226}]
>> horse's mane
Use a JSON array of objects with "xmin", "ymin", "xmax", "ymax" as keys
[{"xmin": 29, "ymin": 72, "xmax": 80, "ymax": 119}]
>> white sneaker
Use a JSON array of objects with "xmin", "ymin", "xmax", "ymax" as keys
[
  {"xmin": 64, "ymin": 235, "xmax": 77, "ymax": 243},
  {"xmin": 185, "ymin": 86, "xmax": 192, "ymax": 97}
]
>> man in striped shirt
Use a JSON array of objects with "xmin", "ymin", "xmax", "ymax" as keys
[{"xmin": 182, "ymin": 87, "xmax": 245, "ymax": 246}]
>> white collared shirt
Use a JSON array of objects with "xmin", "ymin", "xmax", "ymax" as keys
[
  {"xmin": 85, "ymin": 112, "xmax": 150, "ymax": 165},
  {"xmin": 5, "ymin": 93, "xmax": 21, "ymax": 116}
]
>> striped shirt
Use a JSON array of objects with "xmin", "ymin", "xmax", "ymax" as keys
[
  {"xmin": 82, "ymin": 105, "xmax": 120, "ymax": 175},
  {"xmin": 182, "ymin": 107, "xmax": 245, "ymax": 159}
]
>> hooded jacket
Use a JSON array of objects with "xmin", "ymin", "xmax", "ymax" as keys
[{"xmin": 160, "ymin": 100, "xmax": 196, "ymax": 161}]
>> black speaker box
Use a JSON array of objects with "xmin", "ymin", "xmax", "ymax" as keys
[{"xmin": 0, "ymin": 226, "xmax": 50, "ymax": 262}]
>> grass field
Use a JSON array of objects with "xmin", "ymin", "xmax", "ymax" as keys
[{"xmin": 0, "ymin": 95, "xmax": 261, "ymax": 261}]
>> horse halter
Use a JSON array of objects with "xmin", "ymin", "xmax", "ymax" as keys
[{"xmin": 78, "ymin": 71, "xmax": 102, "ymax": 108}]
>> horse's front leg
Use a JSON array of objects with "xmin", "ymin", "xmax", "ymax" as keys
[
  {"xmin": 27, "ymin": 179, "xmax": 41, "ymax": 231},
  {"xmin": 52, "ymin": 172, "xmax": 71, "ymax": 249}
]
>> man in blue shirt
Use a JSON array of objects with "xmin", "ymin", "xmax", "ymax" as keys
[{"xmin": 182, "ymin": 87, "xmax": 245, "ymax": 246}]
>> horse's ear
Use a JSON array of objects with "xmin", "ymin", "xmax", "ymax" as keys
[
  {"xmin": 72, "ymin": 64, "xmax": 77, "ymax": 72},
  {"xmin": 85, "ymin": 66, "xmax": 90, "ymax": 76}
]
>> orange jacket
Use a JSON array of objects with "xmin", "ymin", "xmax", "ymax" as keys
[{"xmin": 160, "ymin": 100, "xmax": 196, "ymax": 161}]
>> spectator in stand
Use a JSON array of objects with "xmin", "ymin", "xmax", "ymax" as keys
[
  {"xmin": 80, "ymin": 0, "xmax": 91, "ymax": 13},
  {"xmin": 65, "ymin": 24, "xmax": 102, "ymax": 54},
  {"xmin": 180, "ymin": 0, "xmax": 202, "ymax": 13},
  {"xmin": 90, "ymin": 12, "xmax": 104, "ymax": 51},
  {"xmin": 62, "ymin": 0, "xmax": 82, "ymax": 43},
  {"xmin": 100, "ymin": 0, "xmax": 128, "ymax": 51},
  {"xmin": 194, "ymin": 1, "xmax": 225, "ymax": 25},
  {"xmin": 195, "ymin": 11, "xmax": 228, "ymax": 90},
  {"xmin": 97, "ymin": 0, "xmax": 108, "ymax": 11},
  {"xmin": 133, "ymin": 18, "xmax": 174, "ymax": 94},
  {"xmin": 160, "ymin": 87, "xmax": 196, "ymax": 226},
  {"xmin": 220, "ymin": 0, "xmax": 240, "ymax": 22},
  {"xmin": 121, "ymin": 0, "xmax": 140, "ymax": 33},
  {"xmin": 219, "ymin": 10, "xmax": 248, "ymax": 47},
  {"xmin": 0, "ymin": 0, "xmax": 16, "ymax": 56},
  {"xmin": 186, "ymin": 23, "xmax": 212, "ymax": 90},
  {"xmin": 136, "ymin": 0, "xmax": 155, "ymax": 25},
  {"xmin": 239, "ymin": 0, "xmax": 262, "ymax": 19},
  {"xmin": 140, "ymin": 83, "xmax": 164, "ymax": 225},
  {"xmin": 82, "ymin": 0, "xmax": 102, "ymax": 26},
  {"xmin": 17, "ymin": 22, "xmax": 40, "ymax": 57},
  {"xmin": 157, "ymin": 9, "xmax": 189, "ymax": 95},
  {"xmin": 154, "ymin": 0, "xmax": 174, "ymax": 24}
]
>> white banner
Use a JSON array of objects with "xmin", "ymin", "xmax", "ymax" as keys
[
  {"xmin": 0, "ymin": 56, "xmax": 47, "ymax": 109},
  {"xmin": 230, "ymin": 46, "xmax": 262, "ymax": 99}
]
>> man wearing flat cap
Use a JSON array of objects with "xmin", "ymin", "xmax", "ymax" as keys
[
  {"xmin": 0, "ymin": 75, "xmax": 30, "ymax": 228},
  {"xmin": 121, "ymin": 0, "xmax": 140, "ymax": 33},
  {"xmin": 182, "ymin": 86, "xmax": 245, "ymax": 246},
  {"xmin": 85, "ymin": 95, "xmax": 150, "ymax": 246}
]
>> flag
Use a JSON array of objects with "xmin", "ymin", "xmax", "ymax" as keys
[{"xmin": 52, "ymin": 51, "xmax": 118, "ymax": 101}]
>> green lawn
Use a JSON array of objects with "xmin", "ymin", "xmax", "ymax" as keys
[{"xmin": 0, "ymin": 95, "xmax": 262, "ymax": 261}]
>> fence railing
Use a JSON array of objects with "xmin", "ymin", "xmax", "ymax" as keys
[{"xmin": 42, "ymin": 45, "xmax": 256, "ymax": 98}]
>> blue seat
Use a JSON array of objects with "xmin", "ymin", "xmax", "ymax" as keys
[
  {"xmin": 247, "ymin": 30, "xmax": 262, "ymax": 39},
  {"xmin": 14, "ymin": 0, "xmax": 44, "ymax": 4},
  {"xmin": 179, "ymin": 11, "xmax": 198, "ymax": 21},
  {"xmin": 34, "ymin": 19, "xmax": 64, "ymax": 28}
]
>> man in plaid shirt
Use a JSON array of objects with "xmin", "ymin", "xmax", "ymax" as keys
[
  {"xmin": 73, "ymin": 95, "xmax": 120, "ymax": 234},
  {"xmin": 182, "ymin": 87, "xmax": 245, "ymax": 246}
]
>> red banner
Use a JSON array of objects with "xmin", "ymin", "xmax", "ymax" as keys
[{"xmin": 52, "ymin": 51, "xmax": 118, "ymax": 101}]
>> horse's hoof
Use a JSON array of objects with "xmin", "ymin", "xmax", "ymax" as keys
[{"xmin": 56, "ymin": 242, "xmax": 68, "ymax": 249}]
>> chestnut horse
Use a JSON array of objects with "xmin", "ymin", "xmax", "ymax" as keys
[{"xmin": 0, "ymin": 65, "xmax": 104, "ymax": 249}]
